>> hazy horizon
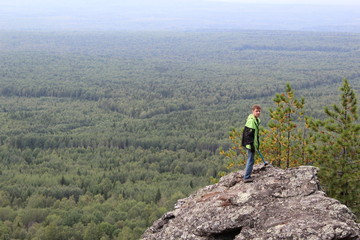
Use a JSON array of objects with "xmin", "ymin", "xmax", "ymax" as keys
[{"xmin": 0, "ymin": 0, "xmax": 359, "ymax": 32}]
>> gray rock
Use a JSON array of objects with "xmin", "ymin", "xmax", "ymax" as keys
[{"xmin": 142, "ymin": 164, "xmax": 360, "ymax": 240}]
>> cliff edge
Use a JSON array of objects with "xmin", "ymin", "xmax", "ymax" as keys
[{"xmin": 142, "ymin": 164, "xmax": 360, "ymax": 240}]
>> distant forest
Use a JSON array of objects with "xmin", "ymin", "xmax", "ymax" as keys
[{"xmin": 0, "ymin": 30, "xmax": 359, "ymax": 240}]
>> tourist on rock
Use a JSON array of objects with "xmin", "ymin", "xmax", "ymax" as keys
[{"xmin": 241, "ymin": 105, "xmax": 261, "ymax": 183}]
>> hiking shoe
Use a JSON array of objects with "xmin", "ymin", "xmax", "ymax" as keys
[{"xmin": 243, "ymin": 178, "xmax": 253, "ymax": 183}]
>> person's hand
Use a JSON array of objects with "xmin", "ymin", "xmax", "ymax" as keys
[{"xmin": 250, "ymin": 144, "xmax": 255, "ymax": 153}]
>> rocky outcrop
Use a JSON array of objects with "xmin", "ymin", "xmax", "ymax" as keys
[{"xmin": 142, "ymin": 164, "xmax": 360, "ymax": 240}]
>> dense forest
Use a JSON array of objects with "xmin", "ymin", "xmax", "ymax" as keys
[{"xmin": 0, "ymin": 30, "xmax": 359, "ymax": 239}]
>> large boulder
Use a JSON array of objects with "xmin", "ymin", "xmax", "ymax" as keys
[{"xmin": 142, "ymin": 164, "xmax": 360, "ymax": 240}]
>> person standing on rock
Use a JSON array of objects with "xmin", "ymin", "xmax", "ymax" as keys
[{"xmin": 241, "ymin": 105, "xmax": 261, "ymax": 183}]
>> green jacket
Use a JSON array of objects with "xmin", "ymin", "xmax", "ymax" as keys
[{"xmin": 242, "ymin": 114, "xmax": 261, "ymax": 151}]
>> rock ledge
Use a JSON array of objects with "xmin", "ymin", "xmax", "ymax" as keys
[{"xmin": 142, "ymin": 164, "xmax": 360, "ymax": 240}]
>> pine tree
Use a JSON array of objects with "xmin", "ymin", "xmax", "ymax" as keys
[
  {"xmin": 307, "ymin": 78, "xmax": 360, "ymax": 218},
  {"xmin": 154, "ymin": 188, "xmax": 162, "ymax": 203},
  {"xmin": 265, "ymin": 83, "xmax": 305, "ymax": 168}
]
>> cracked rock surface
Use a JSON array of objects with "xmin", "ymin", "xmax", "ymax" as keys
[{"xmin": 142, "ymin": 164, "xmax": 360, "ymax": 240}]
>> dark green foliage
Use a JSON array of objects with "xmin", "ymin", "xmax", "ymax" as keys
[
  {"xmin": 306, "ymin": 79, "xmax": 360, "ymax": 218},
  {"xmin": 0, "ymin": 30, "xmax": 359, "ymax": 239}
]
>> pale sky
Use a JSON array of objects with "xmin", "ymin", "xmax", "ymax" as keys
[
  {"xmin": 209, "ymin": 0, "xmax": 359, "ymax": 4},
  {"xmin": 2, "ymin": 0, "xmax": 360, "ymax": 5},
  {"xmin": 1, "ymin": 0, "xmax": 359, "ymax": 31}
]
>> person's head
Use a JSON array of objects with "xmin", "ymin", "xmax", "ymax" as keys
[{"xmin": 252, "ymin": 105, "xmax": 261, "ymax": 118}]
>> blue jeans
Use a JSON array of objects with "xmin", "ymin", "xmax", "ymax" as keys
[{"xmin": 244, "ymin": 149, "xmax": 255, "ymax": 179}]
